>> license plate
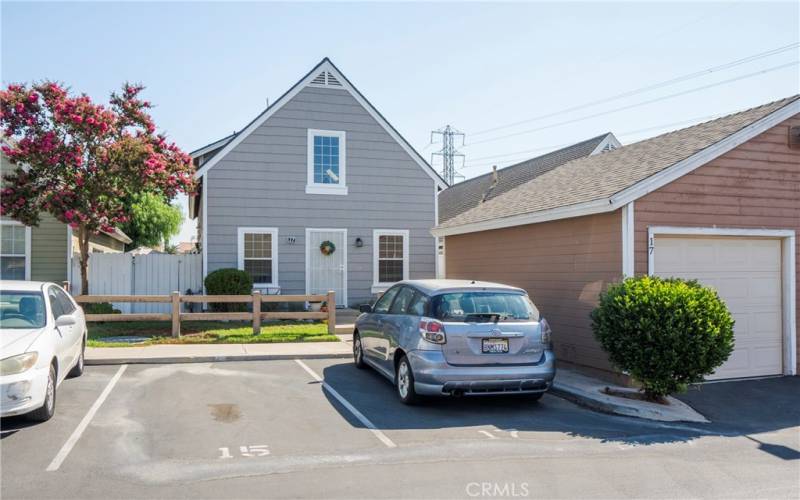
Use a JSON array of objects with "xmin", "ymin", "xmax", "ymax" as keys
[{"xmin": 482, "ymin": 338, "xmax": 509, "ymax": 354}]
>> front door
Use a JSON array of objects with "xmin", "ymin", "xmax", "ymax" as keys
[{"xmin": 306, "ymin": 229, "xmax": 347, "ymax": 307}]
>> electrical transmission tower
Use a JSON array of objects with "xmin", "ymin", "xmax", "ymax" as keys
[{"xmin": 431, "ymin": 125, "xmax": 465, "ymax": 185}]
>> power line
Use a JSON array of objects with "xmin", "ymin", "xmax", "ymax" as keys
[
  {"xmin": 547, "ymin": 5, "xmax": 737, "ymax": 84},
  {"xmin": 462, "ymin": 60, "xmax": 798, "ymax": 148},
  {"xmin": 469, "ymin": 42, "xmax": 800, "ymax": 139}
]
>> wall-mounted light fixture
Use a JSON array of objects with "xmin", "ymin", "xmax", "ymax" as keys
[{"xmin": 355, "ymin": 237, "xmax": 363, "ymax": 248}]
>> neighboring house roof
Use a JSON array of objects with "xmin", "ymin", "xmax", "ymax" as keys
[
  {"xmin": 190, "ymin": 132, "xmax": 237, "ymax": 160},
  {"xmin": 102, "ymin": 227, "xmax": 132, "ymax": 244},
  {"xmin": 438, "ymin": 133, "xmax": 618, "ymax": 223},
  {"xmin": 432, "ymin": 95, "xmax": 800, "ymax": 237},
  {"xmin": 175, "ymin": 242, "xmax": 197, "ymax": 254},
  {"xmin": 128, "ymin": 246, "xmax": 162, "ymax": 255},
  {"xmin": 191, "ymin": 58, "xmax": 448, "ymax": 189}
]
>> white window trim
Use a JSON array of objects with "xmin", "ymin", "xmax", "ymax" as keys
[
  {"xmin": 237, "ymin": 227, "xmax": 279, "ymax": 288},
  {"xmin": 647, "ymin": 226, "xmax": 796, "ymax": 377},
  {"xmin": 306, "ymin": 129, "xmax": 347, "ymax": 195},
  {"xmin": 372, "ymin": 229, "xmax": 409, "ymax": 293},
  {"xmin": 0, "ymin": 220, "xmax": 31, "ymax": 281},
  {"xmin": 621, "ymin": 201, "xmax": 634, "ymax": 277}
]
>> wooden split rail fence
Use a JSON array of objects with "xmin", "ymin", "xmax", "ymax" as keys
[{"xmin": 74, "ymin": 291, "xmax": 336, "ymax": 337}]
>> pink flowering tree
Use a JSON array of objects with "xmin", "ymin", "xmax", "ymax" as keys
[{"xmin": 0, "ymin": 82, "xmax": 196, "ymax": 294}]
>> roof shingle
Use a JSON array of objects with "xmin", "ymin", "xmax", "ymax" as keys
[
  {"xmin": 437, "ymin": 95, "xmax": 800, "ymax": 230},
  {"xmin": 438, "ymin": 134, "xmax": 611, "ymax": 223}
]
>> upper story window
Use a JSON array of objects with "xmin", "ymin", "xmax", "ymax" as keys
[
  {"xmin": 237, "ymin": 227, "xmax": 278, "ymax": 287},
  {"xmin": 306, "ymin": 129, "xmax": 347, "ymax": 195},
  {"xmin": 0, "ymin": 221, "xmax": 30, "ymax": 280}
]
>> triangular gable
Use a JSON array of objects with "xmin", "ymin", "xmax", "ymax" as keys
[{"xmin": 193, "ymin": 58, "xmax": 448, "ymax": 189}]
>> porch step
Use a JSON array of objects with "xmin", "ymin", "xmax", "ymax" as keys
[{"xmin": 335, "ymin": 323, "xmax": 355, "ymax": 335}]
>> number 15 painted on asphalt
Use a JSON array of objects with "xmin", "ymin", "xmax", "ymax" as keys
[{"xmin": 218, "ymin": 445, "xmax": 270, "ymax": 459}]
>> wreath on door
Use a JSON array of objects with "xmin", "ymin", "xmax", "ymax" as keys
[{"xmin": 319, "ymin": 240, "xmax": 336, "ymax": 256}]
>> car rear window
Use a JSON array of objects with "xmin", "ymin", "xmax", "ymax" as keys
[
  {"xmin": 0, "ymin": 291, "xmax": 46, "ymax": 329},
  {"xmin": 431, "ymin": 292, "xmax": 539, "ymax": 322}
]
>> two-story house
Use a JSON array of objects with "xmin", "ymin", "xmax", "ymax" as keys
[{"xmin": 189, "ymin": 58, "xmax": 447, "ymax": 307}]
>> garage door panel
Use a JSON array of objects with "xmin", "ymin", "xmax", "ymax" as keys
[
  {"xmin": 752, "ymin": 311, "xmax": 782, "ymax": 336},
  {"xmin": 718, "ymin": 244, "xmax": 749, "ymax": 266},
  {"xmin": 684, "ymin": 241, "xmax": 715, "ymax": 267},
  {"xmin": 749, "ymin": 240, "xmax": 782, "ymax": 269},
  {"xmin": 654, "ymin": 236, "xmax": 783, "ymax": 380},
  {"xmin": 750, "ymin": 277, "xmax": 781, "ymax": 301},
  {"xmin": 714, "ymin": 277, "xmax": 748, "ymax": 301},
  {"xmin": 753, "ymin": 345, "xmax": 783, "ymax": 369}
]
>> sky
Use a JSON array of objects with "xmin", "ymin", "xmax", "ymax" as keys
[{"xmin": 2, "ymin": 1, "xmax": 798, "ymax": 244}]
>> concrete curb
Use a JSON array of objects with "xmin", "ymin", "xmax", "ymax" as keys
[
  {"xmin": 86, "ymin": 353, "xmax": 352, "ymax": 366},
  {"xmin": 551, "ymin": 370, "xmax": 710, "ymax": 424}
]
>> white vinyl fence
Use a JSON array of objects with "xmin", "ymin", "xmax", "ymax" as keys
[{"xmin": 71, "ymin": 253, "xmax": 203, "ymax": 313}]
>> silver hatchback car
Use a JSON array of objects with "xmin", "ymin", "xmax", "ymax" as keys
[{"xmin": 353, "ymin": 279, "xmax": 556, "ymax": 404}]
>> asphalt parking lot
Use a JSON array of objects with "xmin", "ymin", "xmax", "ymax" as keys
[{"xmin": 2, "ymin": 359, "xmax": 798, "ymax": 499}]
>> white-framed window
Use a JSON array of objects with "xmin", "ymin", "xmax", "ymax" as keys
[
  {"xmin": 306, "ymin": 129, "xmax": 347, "ymax": 195},
  {"xmin": 372, "ymin": 229, "xmax": 409, "ymax": 293},
  {"xmin": 0, "ymin": 221, "xmax": 31, "ymax": 280},
  {"xmin": 237, "ymin": 227, "xmax": 278, "ymax": 287}
]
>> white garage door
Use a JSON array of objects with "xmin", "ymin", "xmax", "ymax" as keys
[{"xmin": 653, "ymin": 236, "xmax": 783, "ymax": 380}]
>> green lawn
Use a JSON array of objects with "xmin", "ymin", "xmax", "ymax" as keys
[{"xmin": 87, "ymin": 320, "xmax": 338, "ymax": 347}]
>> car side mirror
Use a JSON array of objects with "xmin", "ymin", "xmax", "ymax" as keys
[
  {"xmin": 359, "ymin": 304, "xmax": 372, "ymax": 313},
  {"xmin": 55, "ymin": 315, "xmax": 76, "ymax": 327}
]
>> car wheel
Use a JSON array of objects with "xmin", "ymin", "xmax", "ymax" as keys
[
  {"xmin": 396, "ymin": 355, "xmax": 419, "ymax": 405},
  {"xmin": 28, "ymin": 364, "xmax": 56, "ymax": 422},
  {"xmin": 68, "ymin": 340, "xmax": 85, "ymax": 378},
  {"xmin": 353, "ymin": 333, "xmax": 366, "ymax": 369}
]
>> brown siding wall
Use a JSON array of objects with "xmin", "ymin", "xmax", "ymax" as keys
[
  {"xmin": 445, "ymin": 211, "xmax": 623, "ymax": 372},
  {"xmin": 634, "ymin": 114, "xmax": 800, "ymax": 372}
]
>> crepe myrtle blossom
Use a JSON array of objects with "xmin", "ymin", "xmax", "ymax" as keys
[{"xmin": 0, "ymin": 81, "xmax": 196, "ymax": 294}]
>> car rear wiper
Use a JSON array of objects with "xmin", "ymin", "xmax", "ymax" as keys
[{"xmin": 465, "ymin": 313, "xmax": 508, "ymax": 323}]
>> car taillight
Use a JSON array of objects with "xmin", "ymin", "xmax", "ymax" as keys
[
  {"xmin": 540, "ymin": 317, "xmax": 552, "ymax": 347},
  {"xmin": 419, "ymin": 318, "xmax": 446, "ymax": 344}
]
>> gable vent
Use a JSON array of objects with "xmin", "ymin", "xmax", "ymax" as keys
[
  {"xmin": 311, "ymin": 72, "xmax": 327, "ymax": 85},
  {"xmin": 326, "ymin": 72, "xmax": 342, "ymax": 86},
  {"xmin": 309, "ymin": 71, "xmax": 343, "ymax": 88}
]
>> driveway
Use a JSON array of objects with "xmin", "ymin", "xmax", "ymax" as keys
[{"xmin": 1, "ymin": 360, "xmax": 798, "ymax": 499}]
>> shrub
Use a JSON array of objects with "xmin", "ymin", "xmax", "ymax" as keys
[
  {"xmin": 590, "ymin": 276, "xmax": 734, "ymax": 399},
  {"xmin": 82, "ymin": 302, "xmax": 121, "ymax": 315},
  {"xmin": 204, "ymin": 268, "xmax": 253, "ymax": 312}
]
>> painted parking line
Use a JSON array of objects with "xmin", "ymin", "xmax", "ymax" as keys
[
  {"xmin": 294, "ymin": 359, "xmax": 397, "ymax": 449},
  {"xmin": 46, "ymin": 365, "xmax": 127, "ymax": 472}
]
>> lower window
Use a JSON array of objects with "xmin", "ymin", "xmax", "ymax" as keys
[
  {"xmin": 373, "ymin": 229, "xmax": 409, "ymax": 290},
  {"xmin": 237, "ymin": 228, "xmax": 278, "ymax": 287},
  {"xmin": 0, "ymin": 223, "xmax": 29, "ymax": 280}
]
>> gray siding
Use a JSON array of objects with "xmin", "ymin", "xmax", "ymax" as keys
[
  {"xmin": 206, "ymin": 86, "xmax": 437, "ymax": 305},
  {"xmin": 1, "ymin": 213, "xmax": 68, "ymax": 283},
  {"xmin": 31, "ymin": 213, "xmax": 68, "ymax": 282}
]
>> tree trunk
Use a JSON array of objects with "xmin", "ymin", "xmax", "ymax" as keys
[{"xmin": 78, "ymin": 225, "xmax": 91, "ymax": 295}]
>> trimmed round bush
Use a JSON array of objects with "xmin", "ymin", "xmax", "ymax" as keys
[
  {"xmin": 204, "ymin": 268, "xmax": 253, "ymax": 312},
  {"xmin": 82, "ymin": 302, "xmax": 121, "ymax": 315},
  {"xmin": 590, "ymin": 276, "xmax": 734, "ymax": 399}
]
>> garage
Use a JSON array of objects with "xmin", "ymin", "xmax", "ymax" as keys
[{"xmin": 651, "ymin": 234, "xmax": 785, "ymax": 380}]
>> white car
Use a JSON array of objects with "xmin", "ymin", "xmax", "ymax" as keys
[{"xmin": 1, "ymin": 281, "xmax": 87, "ymax": 421}]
